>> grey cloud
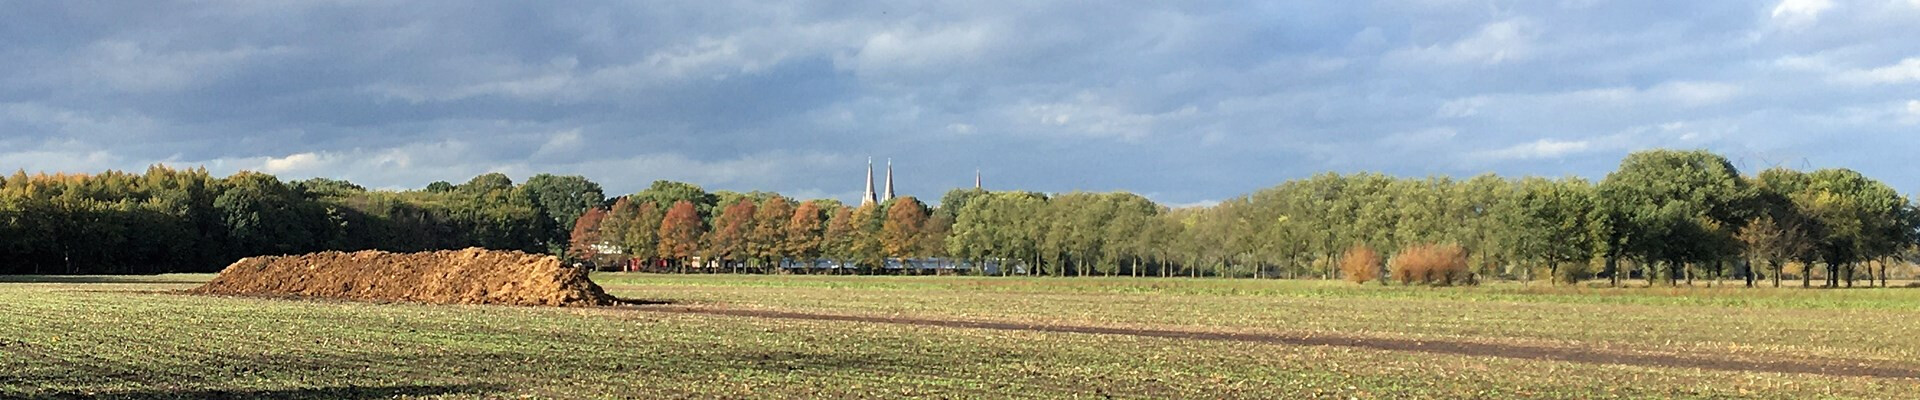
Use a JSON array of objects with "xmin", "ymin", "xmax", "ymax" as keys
[{"xmin": 3, "ymin": 1, "xmax": 1918, "ymax": 204}]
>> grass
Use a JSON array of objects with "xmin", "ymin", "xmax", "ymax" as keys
[{"xmin": 1, "ymin": 274, "xmax": 1917, "ymax": 399}]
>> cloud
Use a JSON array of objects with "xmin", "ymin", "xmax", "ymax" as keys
[
  {"xmin": 75, "ymin": 41, "xmax": 296, "ymax": 93},
  {"xmin": 1649, "ymin": 81, "xmax": 1742, "ymax": 107},
  {"xmin": 1389, "ymin": 18, "xmax": 1538, "ymax": 65},
  {"xmin": 1770, "ymin": 0, "xmax": 1834, "ymax": 28},
  {"xmin": 1477, "ymin": 139, "xmax": 1593, "ymax": 160},
  {"xmin": 1838, "ymin": 57, "xmax": 1920, "ymax": 85},
  {"xmin": 4, "ymin": 2, "xmax": 1920, "ymax": 204}
]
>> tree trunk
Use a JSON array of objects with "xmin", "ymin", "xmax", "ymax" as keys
[
  {"xmin": 1769, "ymin": 259, "xmax": 1780, "ymax": 288},
  {"xmin": 1744, "ymin": 259, "xmax": 1755, "ymax": 288},
  {"xmin": 1802, "ymin": 261, "xmax": 1811, "ymax": 288},
  {"xmin": 1606, "ymin": 256, "xmax": 1618, "ymax": 287},
  {"xmin": 1845, "ymin": 262, "xmax": 1855, "ymax": 288}
]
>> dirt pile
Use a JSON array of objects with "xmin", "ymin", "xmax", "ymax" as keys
[{"xmin": 191, "ymin": 248, "xmax": 617, "ymax": 307}]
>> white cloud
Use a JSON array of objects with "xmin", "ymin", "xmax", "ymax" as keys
[
  {"xmin": 1649, "ymin": 81, "xmax": 1742, "ymax": 106},
  {"xmin": 260, "ymin": 153, "xmax": 321, "ymax": 174},
  {"xmin": 841, "ymin": 24, "xmax": 1001, "ymax": 79},
  {"xmin": 1838, "ymin": 57, "xmax": 1920, "ymax": 85},
  {"xmin": 1436, "ymin": 97, "xmax": 1488, "ymax": 118},
  {"xmin": 1390, "ymin": 19, "xmax": 1537, "ymax": 65},
  {"xmin": 1478, "ymin": 139, "xmax": 1592, "ymax": 160},
  {"xmin": 1770, "ymin": 0, "xmax": 1834, "ymax": 28},
  {"xmin": 1164, "ymin": 199, "xmax": 1220, "ymax": 209}
]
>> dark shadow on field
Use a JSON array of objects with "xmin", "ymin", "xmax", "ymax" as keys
[
  {"xmin": 609, "ymin": 297, "xmax": 676, "ymax": 306},
  {"xmin": 17, "ymin": 383, "xmax": 500, "ymax": 400},
  {"xmin": 0, "ymin": 275, "xmax": 205, "ymax": 284}
]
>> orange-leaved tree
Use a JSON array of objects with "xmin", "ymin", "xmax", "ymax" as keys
[
  {"xmin": 566, "ymin": 207, "xmax": 608, "ymax": 264},
  {"xmin": 706, "ymin": 199, "xmax": 756, "ymax": 272},
  {"xmin": 882, "ymin": 197, "xmax": 929, "ymax": 270},
  {"xmin": 1391, "ymin": 243, "xmax": 1471, "ymax": 285},
  {"xmin": 1339, "ymin": 244, "xmax": 1381, "ymax": 284},
  {"xmin": 784, "ymin": 201, "xmax": 827, "ymax": 269},
  {"xmin": 656, "ymin": 200, "xmax": 704, "ymax": 272}
]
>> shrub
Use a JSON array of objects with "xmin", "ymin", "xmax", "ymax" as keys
[
  {"xmin": 1339, "ymin": 244, "xmax": 1381, "ymax": 284},
  {"xmin": 1390, "ymin": 244, "xmax": 1472, "ymax": 286}
]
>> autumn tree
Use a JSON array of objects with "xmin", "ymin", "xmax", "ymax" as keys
[
  {"xmin": 749, "ymin": 196, "xmax": 794, "ymax": 270},
  {"xmin": 566, "ymin": 207, "xmax": 608, "ymax": 264},
  {"xmin": 821, "ymin": 206, "xmax": 856, "ymax": 273},
  {"xmin": 706, "ymin": 199, "xmax": 757, "ymax": 273},
  {"xmin": 1340, "ymin": 244, "xmax": 1381, "ymax": 284},
  {"xmin": 882, "ymin": 196, "xmax": 930, "ymax": 272},
  {"xmin": 784, "ymin": 201, "xmax": 827, "ymax": 271},
  {"xmin": 657, "ymin": 200, "xmax": 704, "ymax": 272}
]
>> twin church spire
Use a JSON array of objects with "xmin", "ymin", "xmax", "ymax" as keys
[{"xmin": 860, "ymin": 158, "xmax": 895, "ymax": 206}]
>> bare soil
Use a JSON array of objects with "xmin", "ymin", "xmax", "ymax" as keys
[
  {"xmin": 190, "ymin": 248, "xmax": 616, "ymax": 307},
  {"xmin": 629, "ymin": 305, "xmax": 1920, "ymax": 379}
]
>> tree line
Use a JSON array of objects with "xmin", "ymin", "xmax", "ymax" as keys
[
  {"xmin": 0, "ymin": 167, "xmax": 603, "ymax": 274},
  {"xmin": 6, "ymin": 149, "xmax": 1917, "ymax": 287}
]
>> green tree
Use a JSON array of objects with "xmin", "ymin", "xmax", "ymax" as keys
[
  {"xmin": 1597, "ymin": 150, "xmax": 1752, "ymax": 286},
  {"xmin": 521, "ymin": 174, "xmax": 606, "ymax": 252}
]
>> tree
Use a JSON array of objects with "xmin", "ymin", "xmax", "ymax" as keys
[
  {"xmin": 459, "ymin": 172, "xmax": 514, "ymax": 194},
  {"xmin": 1597, "ymin": 150, "xmax": 1752, "ymax": 286},
  {"xmin": 749, "ymin": 197, "xmax": 795, "ymax": 270},
  {"xmin": 521, "ymin": 174, "xmax": 606, "ymax": 252},
  {"xmin": 882, "ymin": 196, "xmax": 930, "ymax": 271},
  {"xmin": 625, "ymin": 201, "xmax": 664, "ymax": 267},
  {"xmin": 1506, "ymin": 177, "xmax": 1597, "ymax": 284},
  {"xmin": 630, "ymin": 181, "xmax": 716, "ymax": 220},
  {"xmin": 706, "ymin": 199, "xmax": 757, "ymax": 273},
  {"xmin": 566, "ymin": 207, "xmax": 609, "ymax": 264},
  {"xmin": 657, "ymin": 200, "xmax": 704, "ymax": 272},
  {"xmin": 784, "ymin": 201, "xmax": 827, "ymax": 270},
  {"xmin": 215, "ymin": 172, "xmax": 325, "ymax": 258},
  {"xmin": 1737, "ymin": 214, "xmax": 1811, "ymax": 288},
  {"xmin": 1340, "ymin": 244, "xmax": 1381, "ymax": 284},
  {"xmin": 1797, "ymin": 169, "xmax": 1906, "ymax": 288},
  {"xmin": 822, "ymin": 206, "xmax": 856, "ymax": 273},
  {"xmin": 848, "ymin": 203, "xmax": 887, "ymax": 273}
]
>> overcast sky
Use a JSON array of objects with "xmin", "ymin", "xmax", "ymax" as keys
[{"xmin": 2, "ymin": 1, "xmax": 1917, "ymax": 206}]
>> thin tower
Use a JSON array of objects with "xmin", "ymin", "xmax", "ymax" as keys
[
  {"xmin": 974, "ymin": 168, "xmax": 982, "ymax": 189},
  {"xmin": 861, "ymin": 157, "xmax": 876, "ymax": 206},
  {"xmin": 882, "ymin": 158, "xmax": 895, "ymax": 202}
]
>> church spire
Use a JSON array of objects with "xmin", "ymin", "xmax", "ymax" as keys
[
  {"xmin": 861, "ymin": 157, "xmax": 876, "ymax": 206},
  {"xmin": 975, "ymin": 168, "xmax": 982, "ymax": 189},
  {"xmin": 882, "ymin": 158, "xmax": 895, "ymax": 202}
]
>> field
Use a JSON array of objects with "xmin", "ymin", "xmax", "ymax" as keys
[{"xmin": 3, "ymin": 275, "xmax": 1919, "ymax": 399}]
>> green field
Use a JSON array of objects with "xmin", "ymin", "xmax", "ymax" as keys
[{"xmin": 3, "ymin": 274, "xmax": 1919, "ymax": 399}]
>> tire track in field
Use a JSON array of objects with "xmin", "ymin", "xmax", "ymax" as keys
[{"xmin": 625, "ymin": 305, "xmax": 1920, "ymax": 380}]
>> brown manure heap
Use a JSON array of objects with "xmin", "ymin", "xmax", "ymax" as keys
[{"xmin": 191, "ymin": 248, "xmax": 617, "ymax": 307}]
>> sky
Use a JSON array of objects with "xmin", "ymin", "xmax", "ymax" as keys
[{"xmin": 2, "ymin": 0, "xmax": 1918, "ymax": 206}]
